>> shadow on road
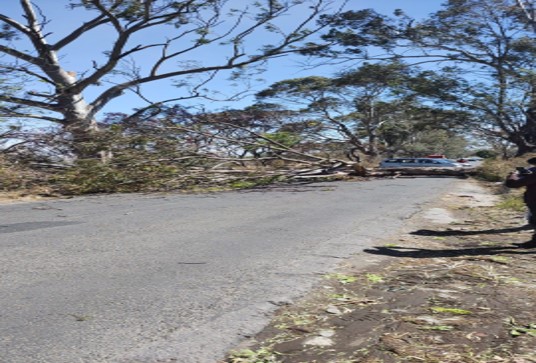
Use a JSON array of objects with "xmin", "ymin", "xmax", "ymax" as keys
[
  {"xmin": 363, "ymin": 245, "xmax": 536, "ymax": 258},
  {"xmin": 410, "ymin": 225, "xmax": 533, "ymax": 237},
  {"xmin": 364, "ymin": 225, "xmax": 536, "ymax": 258}
]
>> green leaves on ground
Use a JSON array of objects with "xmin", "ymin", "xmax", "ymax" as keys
[
  {"xmin": 507, "ymin": 317, "xmax": 536, "ymax": 337},
  {"xmin": 227, "ymin": 348, "xmax": 280, "ymax": 363},
  {"xmin": 430, "ymin": 307, "xmax": 472, "ymax": 315}
]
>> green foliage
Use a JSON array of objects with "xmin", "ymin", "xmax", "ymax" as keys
[
  {"xmin": 507, "ymin": 317, "xmax": 536, "ymax": 337},
  {"xmin": 0, "ymin": 158, "xmax": 20, "ymax": 190},
  {"xmin": 392, "ymin": 128, "xmax": 468, "ymax": 158},
  {"xmin": 227, "ymin": 348, "xmax": 280, "ymax": 363},
  {"xmin": 0, "ymin": 108, "xmax": 314, "ymax": 196},
  {"xmin": 261, "ymin": 131, "xmax": 301, "ymax": 148},
  {"xmin": 316, "ymin": 0, "xmax": 536, "ymax": 156},
  {"xmin": 496, "ymin": 195, "xmax": 526, "ymax": 212},
  {"xmin": 242, "ymin": 130, "xmax": 303, "ymax": 160},
  {"xmin": 334, "ymin": 61, "xmax": 411, "ymax": 88},
  {"xmin": 474, "ymin": 160, "xmax": 510, "ymax": 182},
  {"xmin": 256, "ymin": 62, "xmax": 432, "ymax": 157},
  {"xmin": 475, "ymin": 149, "xmax": 499, "ymax": 159},
  {"xmin": 473, "ymin": 154, "xmax": 536, "ymax": 182},
  {"xmin": 430, "ymin": 307, "xmax": 472, "ymax": 315},
  {"xmin": 325, "ymin": 273, "xmax": 357, "ymax": 284},
  {"xmin": 365, "ymin": 273, "xmax": 384, "ymax": 283},
  {"xmin": 69, "ymin": 1, "xmax": 209, "ymax": 22},
  {"xmin": 0, "ymin": 155, "xmax": 46, "ymax": 191},
  {"xmin": 256, "ymin": 76, "xmax": 333, "ymax": 98},
  {"xmin": 53, "ymin": 159, "xmax": 183, "ymax": 194},
  {"xmin": 314, "ymin": 9, "xmax": 399, "ymax": 56}
]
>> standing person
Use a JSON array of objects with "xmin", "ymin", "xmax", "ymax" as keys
[{"xmin": 505, "ymin": 157, "xmax": 536, "ymax": 247}]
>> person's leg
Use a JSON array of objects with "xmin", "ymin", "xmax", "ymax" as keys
[
  {"xmin": 514, "ymin": 204, "xmax": 536, "ymax": 247},
  {"xmin": 529, "ymin": 209, "xmax": 536, "ymax": 226},
  {"xmin": 529, "ymin": 205, "xmax": 536, "ymax": 241},
  {"xmin": 519, "ymin": 204, "xmax": 536, "ymax": 245}
]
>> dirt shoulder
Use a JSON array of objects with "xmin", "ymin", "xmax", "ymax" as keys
[{"xmin": 224, "ymin": 178, "xmax": 536, "ymax": 363}]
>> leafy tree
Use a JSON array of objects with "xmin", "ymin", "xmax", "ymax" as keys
[
  {"xmin": 378, "ymin": 104, "xmax": 471, "ymax": 157},
  {"xmin": 313, "ymin": 0, "xmax": 536, "ymax": 156},
  {"xmin": 0, "ymin": 0, "xmax": 339, "ymax": 157},
  {"xmin": 332, "ymin": 62, "xmax": 418, "ymax": 157},
  {"xmin": 255, "ymin": 62, "xmax": 445, "ymax": 158},
  {"xmin": 400, "ymin": 129, "xmax": 468, "ymax": 158}
]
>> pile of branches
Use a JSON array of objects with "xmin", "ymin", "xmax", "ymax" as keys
[{"xmin": 0, "ymin": 112, "xmax": 472, "ymax": 196}]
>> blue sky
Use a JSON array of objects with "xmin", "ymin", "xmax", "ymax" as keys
[{"xmin": 2, "ymin": 1, "xmax": 446, "ymax": 118}]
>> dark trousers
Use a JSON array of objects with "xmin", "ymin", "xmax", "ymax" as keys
[
  {"xmin": 527, "ymin": 204, "xmax": 536, "ymax": 241},
  {"xmin": 529, "ymin": 204, "xmax": 536, "ymax": 226}
]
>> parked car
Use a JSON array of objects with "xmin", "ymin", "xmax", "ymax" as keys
[
  {"xmin": 379, "ymin": 157, "xmax": 465, "ymax": 169},
  {"xmin": 456, "ymin": 157, "xmax": 484, "ymax": 167}
]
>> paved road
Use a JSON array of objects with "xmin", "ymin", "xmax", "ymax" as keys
[{"xmin": 0, "ymin": 178, "xmax": 458, "ymax": 363}]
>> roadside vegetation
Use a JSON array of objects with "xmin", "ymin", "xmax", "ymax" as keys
[
  {"xmin": 1, "ymin": 148, "xmax": 534, "ymax": 198},
  {"xmin": 1, "ymin": 0, "xmax": 536, "ymax": 198}
]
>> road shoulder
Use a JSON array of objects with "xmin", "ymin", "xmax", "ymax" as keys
[{"xmin": 224, "ymin": 179, "xmax": 536, "ymax": 363}]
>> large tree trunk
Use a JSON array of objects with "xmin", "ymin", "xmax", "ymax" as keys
[
  {"xmin": 61, "ymin": 97, "xmax": 105, "ymax": 160},
  {"xmin": 514, "ymin": 85, "xmax": 536, "ymax": 156},
  {"xmin": 514, "ymin": 127, "xmax": 536, "ymax": 156}
]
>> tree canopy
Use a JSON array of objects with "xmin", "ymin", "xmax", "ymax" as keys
[
  {"xmin": 0, "ymin": 0, "xmax": 340, "ymax": 156},
  {"xmin": 309, "ymin": 0, "xmax": 536, "ymax": 155}
]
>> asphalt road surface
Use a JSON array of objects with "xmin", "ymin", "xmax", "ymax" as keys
[{"xmin": 0, "ymin": 178, "xmax": 458, "ymax": 363}]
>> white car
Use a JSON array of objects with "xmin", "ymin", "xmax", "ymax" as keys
[{"xmin": 379, "ymin": 158, "xmax": 464, "ymax": 169}]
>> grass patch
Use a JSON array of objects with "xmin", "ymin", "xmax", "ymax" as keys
[
  {"xmin": 496, "ymin": 194, "xmax": 526, "ymax": 212},
  {"xmin": 430, "ymin": 307, "xmax": 472, "ymax": 315},
  {"xmin": 227, "ymin": 348, "xmax": 280, "ymax": 363},
  {"xmin": 325, "ymin": 273, "xmax": 357, "ymax": 284},
  {"xmin": 365, "ymin": 273, "xmax": 384, "ymax": 283}
]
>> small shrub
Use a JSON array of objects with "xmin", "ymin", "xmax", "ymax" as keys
[
  {"xmin": 475, "ymin": 158, "xmax": 515, "ymax": 182},
  {"xmin": 0, "ymin": 165, "xmax": 23, "ymax": 190},
  {"xmin": 475, "ymin": 153, "xmax": 536, "ymax": 183},
  {"xmin": 0, "ymin": 156, "xmax": 49, "ymax": 191},
  {"xmin": 53, "ymin": 159, "xmax": 184, "ymax": 194}
]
